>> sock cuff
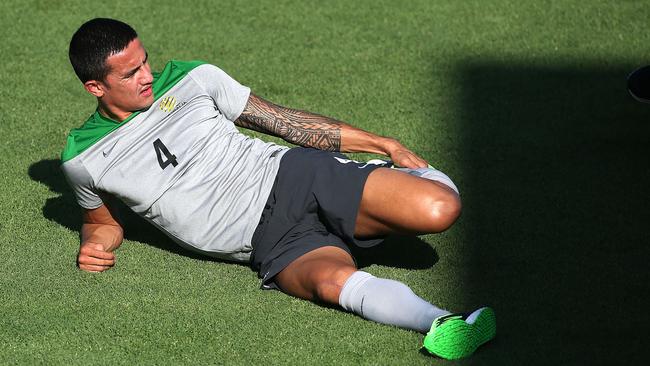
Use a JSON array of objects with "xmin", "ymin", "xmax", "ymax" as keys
[
  {"xmin": 338, "ymin": 271, "xmax": 375, "ymax": 311},
  {"xmin": 396, "ymin": 167, "xmax": 460, "ymax": 195}
]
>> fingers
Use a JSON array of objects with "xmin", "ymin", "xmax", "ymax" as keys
[
  {"xmin": 78, "ymin": 256, "xmax": 115, "ymax": 272},
  {"xmin": 385, "ymin": 139, "xmax": 429, "ymax": 169},
  {"xmin": 79, "ymin": 263, "xmax": 113, "ymax": 272},
  {"xmin": 79, "ymin": 244, "xmax": 115, "ymax": 261},
  {"xmin": 394, "ymin": 151, "xmax": 428, "ymax": 169},
  {"xmin": 406, "ymin": 154, "xmax": 428, "ymax": 169},
  {"xmin": 404, "ymin": 149, "xmax": 428, "ymax": 168},
  {"xmin": 83, "ymin": 244, "xmax": 115, "ymax": 259},
  {"xmin": 77, "ymin": 243, "xmax": 116, "ymax": 272}
]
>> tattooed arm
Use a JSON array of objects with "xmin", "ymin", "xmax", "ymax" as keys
[{"xmin": 235, "ymin": 93, "xmax": 428, "ymax": 168}]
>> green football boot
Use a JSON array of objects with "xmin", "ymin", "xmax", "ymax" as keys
[{"xmin": 422, "ymin": 307, "xmax": 496, "ymax": 360}]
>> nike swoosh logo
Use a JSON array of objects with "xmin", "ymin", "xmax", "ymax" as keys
[
  {"xmin": 333, "ymin": 156, "xmax": 389, "ymax": 169},
  {"xmin": 102, "ymin": 142, "xmax": 118, "ymax": 158}
]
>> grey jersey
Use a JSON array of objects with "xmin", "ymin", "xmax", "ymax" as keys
[{"xmin": 61, "ymin": 61, "xmax": 288, "ymax": 262}]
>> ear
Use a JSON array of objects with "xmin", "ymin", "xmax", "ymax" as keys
[{"xmin": 83, "ymin": 80, "xmax": 106, "ymax": 98}]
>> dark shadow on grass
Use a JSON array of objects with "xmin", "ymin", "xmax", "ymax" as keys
[
  {"xmin": 28, "ymin": 159, "xmax": 438, "ymax": 271},
  {"xmin": 351, "ymin": 236, "xmax": 438, "ymax": 270},
  {"xmin": 455, "ymin": 62, "xmax": 650, "ymax": 365}
]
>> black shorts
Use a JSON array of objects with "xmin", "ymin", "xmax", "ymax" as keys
[{"xmin": 250, "ymin": 147, "xmax": 385, "ymax": 289}]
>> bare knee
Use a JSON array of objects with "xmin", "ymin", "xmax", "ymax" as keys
[
  {"xmin": 420, "ymin": 186, "xmax": 461, "ymax": 233},
  {"xmin": 276, "ymin": 246, "xmax": 356, "ymax": 304},
  {"xmin": 313, "ymin": 265, "xmax": 357, "ymax": 304}
]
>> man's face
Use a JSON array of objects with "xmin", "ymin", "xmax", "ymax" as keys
[{"xmin": 87, "ymin": 38, "xmax": 154, "ymax": 120}]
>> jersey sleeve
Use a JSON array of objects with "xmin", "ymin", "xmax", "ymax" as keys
[
  {"xmin": 189, "ymin": 64, "xmax": 251, "ymax": 121},
  {"xmin": 61, "ymin": 158, "xmax": 103, "ymax": 209}
]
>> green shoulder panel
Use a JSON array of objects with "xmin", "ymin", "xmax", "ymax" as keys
[
  {"xmin": 61, "ymin": 60, "xmax": 206, "ymax": 162},
  {"xmin": 151, "ymin": 60, "xmax": 205, "ymax": 99}
]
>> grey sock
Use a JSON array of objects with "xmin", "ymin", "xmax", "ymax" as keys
[
  {"xmin": 338, "ymin": 271, "xmax": 450, "ymax": 333},
  {"xmin": 396, "ymin": 166, "xmax": 460, "ymax": 195}
]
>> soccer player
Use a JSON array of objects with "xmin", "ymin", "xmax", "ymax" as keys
[{"xmin": 62, "ymin": 18, "xmax": 495, "ymax": 359}]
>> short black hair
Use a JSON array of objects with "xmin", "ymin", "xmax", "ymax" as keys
[{"xmin": 69, "ymin": 18, "xmax": 138, "ymax": 83}]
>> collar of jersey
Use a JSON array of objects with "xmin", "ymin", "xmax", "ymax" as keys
[{"xmin": 93, "ymin": 108, "xmax": 141, "ymax": 125}]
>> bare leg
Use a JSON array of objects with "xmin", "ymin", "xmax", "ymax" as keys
[
  {"xmin": 274, "ymin": 244, "xmax": 448, "ymax": 334},
  {"xmin": 274, "ymin": 246, "xmax": 356, "ymax": 303},
  {"xmin": 273, "ymin": 170, "xmax": 495, "ymax": 357},
  {"xmin": 276, "ymin": 168, "xmax": 459, "ymax": 304},
  {"xmin": 355, "ymin": 167, "xmax": 461, "ymax": 237}
]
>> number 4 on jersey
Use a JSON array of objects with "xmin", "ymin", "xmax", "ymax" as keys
[{"xmin": 153, "ymin": 138, "xmax": 178, "ymax": 170}]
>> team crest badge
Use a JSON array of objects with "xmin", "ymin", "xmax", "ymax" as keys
[{"xmin": 159, "ymin": 96, "xmax": 176, "ymax": 112}]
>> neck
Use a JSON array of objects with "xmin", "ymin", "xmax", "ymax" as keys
[{"xmin": 97, "ymin": 102, "xmax": 132, "ymax": 122}]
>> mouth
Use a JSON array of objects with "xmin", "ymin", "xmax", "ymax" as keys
[{"xmin": 140, "ymin": 85, "xmax": 153, "ymax": 97}]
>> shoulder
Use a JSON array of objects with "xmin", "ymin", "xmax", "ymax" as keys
[
  {"xmin": 152, "ymin": 60, "xmax": 207, "ymax": 89},
  {"xmin": 150, "ymin": 60, "xmax": 239, "ymax": 94},
  {"xmin": 150, "ymin": 60, "xmax": 224, "ymax": 99},
  {"xmin": 61, "ymin": 112, "xmax": 120, "ymax": 162}
]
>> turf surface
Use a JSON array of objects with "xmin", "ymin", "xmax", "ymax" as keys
[{"xmin": 1, "ymin": 0, "xmax": 649, "ymax": 364}]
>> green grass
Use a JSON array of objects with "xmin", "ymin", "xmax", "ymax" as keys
[{"xmin": 1, "ymin": 0, "xmax": 649, "ymax": 364}]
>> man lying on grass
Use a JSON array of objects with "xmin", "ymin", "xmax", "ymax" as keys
[{"xmin": 62, "ymin": 18, "xmax": 495, "ymax": 360}]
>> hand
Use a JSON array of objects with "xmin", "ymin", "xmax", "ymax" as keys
[
  {"xmin": 77, "ymin": 242, "xmax": 115, "ymax": 272},
  {"xmin": 386, "ymin": 140, "xmax": 429, "ymax": 169}
]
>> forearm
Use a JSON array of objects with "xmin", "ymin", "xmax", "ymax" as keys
[
  {"xmin": 237, "ymin": 94, "xmax": 428, "ymax": 168},
  {"xmin": 81, "ymin": 223, "xmax": 123, "ymax": 252},
  {"xmin": 236, "ymin": 94, "xmax": 398, "ymax": 154}
]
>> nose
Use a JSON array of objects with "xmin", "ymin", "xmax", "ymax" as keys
[{"xmin": 141, "ymin": 62, "xmax": 153, "ymax": 84}]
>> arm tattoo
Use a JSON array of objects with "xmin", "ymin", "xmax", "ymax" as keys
[{"xmin": 235, "ymin": 94, "xmax": 341, "ymax": 151}]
